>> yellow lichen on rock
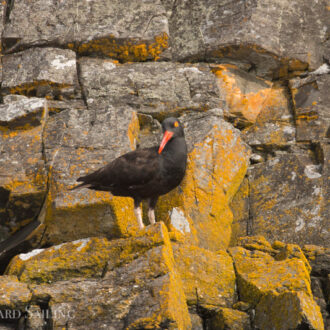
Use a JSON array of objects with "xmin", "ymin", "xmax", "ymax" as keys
[
  {"xmin": 76, "ymin": 33, "xmax": 169, "ymax": 62},
  {"xmin": 255, "ymin": 291, "xmax": 324, "ymax": 330},
  {"xmin": 0, "ymin": 275, "xmax": 32, "ymax": 309},
  {"xmin": 157, "ymin": 121, "xmax": 250, "ymax": 251},
  {"xmin": 229, "ymin": 245, "xmax": 312, "ymax": 305},
  {"xmin": 172, "ymin": 243, "xmax": 236, "ymax": 307},
  {"xmin": 212, "ymin": 64, "xmax": 289, "ymax": 126}
]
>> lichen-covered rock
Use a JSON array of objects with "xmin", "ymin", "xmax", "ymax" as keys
[
  {"xmin": 29, "ymin": 223, "xmax": 191, "ymax": 329},
  {"xmin": 0, "ymin": 95, "xmax": 46, "ymax": 129},
  {"xmin": 170, "ymin": 0, "xmax": 327, "ymax": 77},
  {"xmin": 303, "ymin": 245, "xmax": 330, "ymax": 276},
  {"xmin": 0, "ymin": 275, "xmax": 32, "ymax": 309},
  {"xmin": 229, "ymin": 245, "xmax": 312, "ymax": 306},
  {"xmin": 248, "ymin": 153, "xmax": 328, "ymax": 246},
  {"xmin": 3, "ymin": 0, "xmax": 169, "ymax": 61},
  {"xmin": 157, "ymin": 111, "xmax": 251, "ymax": 251},
  {"xmin": 238, "ymin": 235, "xmax": 277, "ymax": 255},
  {"xmin": 290, "ymin": 67, "xmax": 330, "ymax": 142},
  {"xmin": 0, "ymin": 123, "xmax": 47, "ymax": 238},
  {"xmin": 79, "ymin": 58, "xmax": 220, "ymax": 117},
  {"xmin": 1, "ymin": 47, "xmax": 80, "ymax": 99},
  {"xmin": 40, "ymin": 105, "xmax": 140, "ymax": 245},
  {"xmin": 173, "ymin": 243, "xmax": 236, "ymax": 307},
  {"xmin": 6, "ymin": 223, "xmax": 170, "ymax": 284},
  {"xmin": 255, "ymin": 291, "xmax": 324, "ymax": 330},
  {"xmin": 229, "ymin": 178, "xmax": 250, "ymax": 245},
  {"xmin": 205, "ymin": 307, "xmax": 251, "ymax": 330},
  {"xmin": 212, "ymin": 64, "xmax": 291, "ymax": 128}
]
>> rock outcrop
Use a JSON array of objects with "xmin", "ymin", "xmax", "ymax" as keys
[{"xmin": 0, "ymin": 0, "xmax": 328, "ymax": 328}]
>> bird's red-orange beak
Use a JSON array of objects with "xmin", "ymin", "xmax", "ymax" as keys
[{"xmin": 158, "ymin": 130, "xmax": 174, "ymax": 154}]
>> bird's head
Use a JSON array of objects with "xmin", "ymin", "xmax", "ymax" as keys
[{"xmin": 158, "ymin": 117, "xmax": 184, "ymax": 154}]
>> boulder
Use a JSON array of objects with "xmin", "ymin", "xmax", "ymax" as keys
[
  {"xmin": 212, "ymin": 64, "xmax": 291, "ymax": 128},
  {"xmin": 157, "ymin": 111, "xmax": 251, "ymax": 251},
  {"xmin": 40, "ymin": 105, "xmax": 140, "ymax": 245},
  {"xmin": 0, "ymin": 275, "xmax": 31, "ymax": 310},
  {"xmin": 255, "ymin": 291, "xmax": 324, "ymax": 330},
  {"xmin": 0, "ymin": 108, "xmax": 47, "ymax": 239},
  {"xmin": 6, "ymin": 223, "xmax": 170, "ymax": 284},
  {"xmin": 229, "ymin": 178, "xmax": 250, "ymax": 245},
  {"xmin": 28, "ymin": 223, "xmax": 191, "ymax": 329},
  {"xmin": 248, "ymin": 153, "xmax": 328, "ymax": 246},
  {"xmin": 229, "ymin": 245, "xmax": 312, "ymax": 305},
  {"xmin": 78, "ymin": 58, "xmax": 220, "ymax": 117},
  {"xmin": 205, "ymin": 307, "xmax": 250, "ymax": 330},
  {"xmin": 172, "ymin": 243, "xmax": 236, "ymax": 307},
  {"xmin": 3, "ymin": 0, "xmax": 169, "ymax": 61},
  {"xmin": 290, "ymin": 67, "xmax": 330, "ymax": 142},
  {"xmin": 1, "ymin": 47, "xmax": 80, "ymax": 99},
  {"xmin": 170, "ymin": 0, "xmax": 327, "ymax": 77},
  {"xmin": 303, "ymin": 245, "xmax": 330, "ymax": 277}
]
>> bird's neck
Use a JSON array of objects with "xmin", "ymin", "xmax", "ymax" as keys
[{"xmin": 161, "ymin": 137, "xmax": 187, "ymax": 168}]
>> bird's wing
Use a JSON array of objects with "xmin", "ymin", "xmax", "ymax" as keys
[{"xmin": 77, "ymin": 147, "xmax": 160, "ymax": 189}]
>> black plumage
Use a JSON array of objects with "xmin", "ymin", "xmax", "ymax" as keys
[{"xmin": 71, "ymin": 117, "xmax": 187, "ymax": 228}]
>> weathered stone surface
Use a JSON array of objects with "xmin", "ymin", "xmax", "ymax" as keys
[
  {"xmin": 229, "ymin": 178, "xmax": 250, "ymax": 245},
  {"xmin": 303, "ymin": 245, "xmax": 330, "ymax": 276},
  {"xmin": 255, "ymin": 291, "xmax": 324, "ymax": 330},
  {"xmin": 238, "ymin": 235, "xmax": 277, "ymax": 255},
  {"xmin": 40, "ymin": 105, "xmax": 140, "ymax": 245},
  {"xmin": 170, "ymin": 0, "xmax": 327, "ymax": 77},
  {"xmin": 6, "ymin": 223, "xmax": 170, "ymax": 284},
  {"xmin": 25, "ymin": 305, "xmax": 45, "ymax": 330},
  {"xmin": 0, "ymin": 95, "xmax": 46, "ymax": 129},
  {"xmin": 29, "ymin": 223, "xmax": 191, "ymax": 329},
  {"xmin": 290, "ymin": 68, "xmax": 330, "ymax": 143},
  {"xmin": 157, "ymin": 111, "xmax": 251, "ymax": 251},
  {"xmin": 229, "ymin": 245, "xmax": 312, "ymax": 306},
  {"xmin": 0, "ymin": 275, "xmax": 31, "ymax": 309},
  {"xmin": 1, "ymin": 47, "xmax": 79, "ymax": 99},
  {"xmin": 205, "ymin": 308, "xmax": 251, "ymax": 330},
  {"xmin": 3, "ymin": 0, "xmax": 169, "ymax": 61},
  {"xmin": 173, "ymin": 243, "xmax": 236, "ymax": 307},
  {"xmin": 212, "ymin": 64, "xmax": 292, "ymax": 127},
  {"xmin": 248, "ymin": 153, "xmax": 328, "ymax": 246},
  {"xmin": 0, "ymin": 124, "xmax": 47, "ymax": 238},
  {"xmin": 243, "ymin": 122, "xmax": 296, "ymax": 149},
  {"xmin": 79, "ymin": 58, "xmax": 220, "ymax": 117}
]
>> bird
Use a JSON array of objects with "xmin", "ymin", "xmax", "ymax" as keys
[{"xmin": 71, "ymin": 117, "xmax": 187, "ymax": 229}]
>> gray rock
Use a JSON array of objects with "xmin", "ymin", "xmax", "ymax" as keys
[
  {"xmin": 0, "ymin": 123, "xmax": 46, "ymax": 236},
  {"xmin": 170, "ymin": 0, "xmax": 327, "ymax": 77},
  {"xmin": 30, "ymin": 224, "xmax": 191, "ymax": 329},
  {"xmin": 243, "ymin": 122, "xmax": 296, "ymax": 149},
  {"xmin": 40, "ymin": 104, "xmax": 141, "ymax": 245},
  {"xmin": 1, "ymin": 47, "xmax": 79, "ymax": 99},
  {"xmin": 0, "ymin": 96, "xmax": 46, "ymax": 128},
  {"xmin": 79, "ymin": 58, "xmax": 220, "ymax": 118},
  {"xmin": 248, "ymin": 153, "xmax": 328, "ymax": 246},
  {"xmin": 290, "ymin": 70, "xmax": 330, "ymax": 142},
  {"xmin": 3, "ymin": 0, "xmax": 169, "ymax": 61}
]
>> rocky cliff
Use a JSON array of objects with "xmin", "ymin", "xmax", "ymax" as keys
[{"xmin": 0, "ymin": 0, "xmax": 329, "ymax": 329}]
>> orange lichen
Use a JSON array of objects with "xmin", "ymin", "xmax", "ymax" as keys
[
  {"xmin": 75, "ymin": 33, "xmax": 169, "ymax": 62},
  {"xmin": 213, "ymin": 64, "xmax": 289, "ymax": 125}
]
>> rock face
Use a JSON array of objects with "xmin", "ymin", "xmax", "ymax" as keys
[{"xmin": 0, "ymin": 0, "xmax": 329, "ymax": 328}]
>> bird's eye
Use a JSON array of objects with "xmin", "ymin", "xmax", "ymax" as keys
[{"xmin": 174, "ymin": 121, "xmax": 179, "ymax": 128}]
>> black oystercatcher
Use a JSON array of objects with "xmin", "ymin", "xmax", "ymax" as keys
[{"xmin": 71, "ymin": 117, "xmax": 187, "ymax": 229}]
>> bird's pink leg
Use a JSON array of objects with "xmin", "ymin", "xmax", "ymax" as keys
[
  {"xmin": 148, "ymin": 209, "xmax": 156, "ymax": 224},
  {"xmin": 134, "ymin": 206, "xmax": 144, "ymax": 229},
  {"xmin": 148, "ymin": 197, "xmax": 158, "ymax": 225}
]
